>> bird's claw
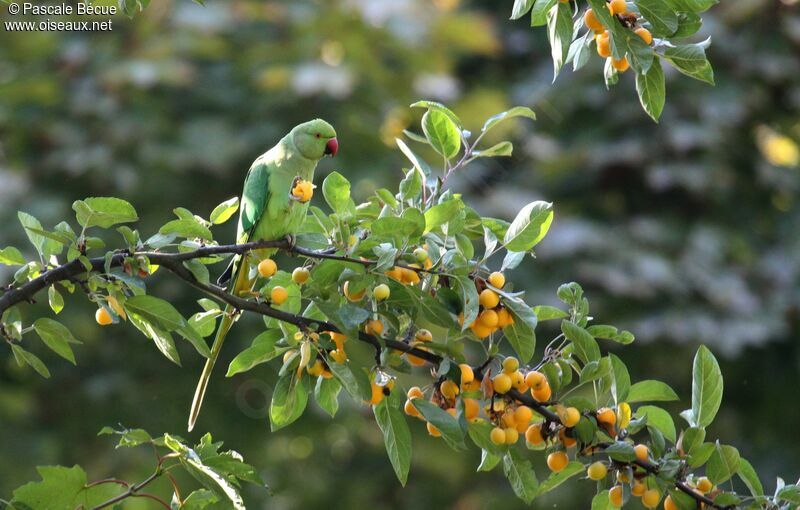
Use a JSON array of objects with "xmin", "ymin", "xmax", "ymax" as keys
[{"xmin": 284, "ymin": 234, "xmax": 296, "ymax": 250}]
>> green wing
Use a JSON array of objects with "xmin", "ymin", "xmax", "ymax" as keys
[{"xmin": 237, "ymin": 160, "xmax": 270, "ymax": 243}]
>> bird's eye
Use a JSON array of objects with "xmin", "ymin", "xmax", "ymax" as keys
[{"xmin": 315, "ymin": 133, "xmax": 321, "ymax": 138}]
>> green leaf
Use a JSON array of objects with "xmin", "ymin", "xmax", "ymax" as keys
[
  {"xmin": 634, "ymin": 405, "xmax": 676, "ymax": 443},
  {"xmin": 454, "ymin": 275, "xmax": 480, "ymax": 331},
  {"xmin": 681, "ymin": 426, "xmax": 705, "ymax": 453},
  {"xmin": 159, "ymin": 218, "xmax": 213, "ymax": 241},
  {"xmin": 124, "ymin": 295, "xmax": 187, "ymax": 331},
  {"xmin": 636, "ymin": 57, "xmax": 666, "ymax": 122},
  {"xmin": 72, "ymin": 197, "xmax": 138, "ymax": 229},
  {"xmin": 626, "ymin": 380, "xmax": 679, "ymax": 403},
  {"xmin": 373, "ymin": 397, "xmax": 412, "ymax": 486},
  {"xmin": 530, "ymin": 0, "xmax": 557, "ymax": 26},
  {"xmin": 603, "ymin": 441, "xmax": 637, "ymax": 462},
  {"xmin": 412, "ymin": 398, "xmax": 465, "ymax": 450},
  {"xmin": 546, "ymin": 2, "xmax": 573, "ymax": 79},
  {"xmin": 591, "ymin": 490, "xmax": 613, "ymax": 510},
  {"xmin": 503, "ymin": 201, "xmax": 553, "ymax": 252},
  {"xmin": 409, "ymin": 100, "xmax": 463, "ymax": 128},
  {"xmin": 535, "ymin": 461, "xmax": 583, "ymax": 496},
  {"xmin": 424, "ymin": 199, "xmax": 464, "ymax": 233},
  {"xmin": 690, "ymin": 345, "xmax": 723, "ymax": 428},
  {"xmin": 561, "ymin": 320, "xmax": 600, "ymax": 363},
  {"xmin": 48, "ymin": 286, "xmax": 64, "ymax": 314},
  {"xmin": 663, "ymin": 41, "xmax": 715, "ymax": 85},
  {"xmin": 502, "ymin": 449, "xmax": 539, "ymax": 504},
  {"xmin": 11, "ymin": 344, "xmax": 51, "ymax": 378},
  {"xmin": 609, "ymin": 353, "xmax": 630, "ymax": 403},
  {"xmin": 327, "ymin": 359, "xmax": 371, "ymax": 400},
  {"xmin": 421, "ymin": 109, "xmax": 461, "ymax": 159},
  {"xmin": 18, "ymin": 211, "xmax": 62, "ymax": 258},
  {"xmin": 533, "ymin": 305, "xmax": 568, "ymax": 321},
  {"xmin": 737, "ymin": 457, "xmax": 764, "ymax": 497},
  {"xmin": 127, "ymin": 311, "xmax": 181, "ymax": 365},
  {"xmin": 0, "ymin": 246, "xmax": 26, "ymax": 265},
  {"xmin": 315, "ymin": 376, "xmax": 341, "ymax": 417},
  {"xmin": 586, "ymin": 324, "xmax": 635, "ymax": 344},
  {"xmin": 396, "ymin": 138, "xmax": 434, "ymax": 177},
  {"xmin": 399, "ymin": 167, "xmax": 424, "ymax": 200},
  {"xmin": 209, "ymin": 197, "xmax": 239, "ymax": 225},
  {"xmin": 502, "ymin": 297, "xmax": 537, "ymax": 363},
  {"xmin": 634, "ymin": 0, "xmax": 678, "ymax": 35},
  {"xmin": 672, "ymin": 0, "xmax": 718, "ymax": 13},
  {"xmin": 269, "ymin": 371, "xmax": 308, "ymax": 431},
  {"xmin": 322, "ymin": 171, "xmax": 354, "ymax": 215},
  {"xmin": 776, "ymin": 485, "xmax": 800, "ymax": 504},
  {"xmin": 472, "ymin": 141, "xmax": 513, "ymax": 158},
  {"xmin": 33, "ymin": 318, "xmax": 80, "ymax": 365},
  {"xmin": 481, "ymin": 106, "xmax": 536, "ymax": 133},
  {"xmin": 706, "ymin": 442, "xmax": 740, "ymax": 484},
  {"xmin": 226, "ymin": 330, "xmax": 287, "ymax": 377},
  {"xmin": 11, "ymin": 465, "xmax": 121, "ymax": 510},
  {"xmin": 510, "ymin": 0, "xmax": 535, "ymax": 20}
]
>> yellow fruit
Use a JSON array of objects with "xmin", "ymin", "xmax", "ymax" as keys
[
  {"xmin": 612, "ymin": 56, "xmax": 630, "ymax": 72},
  {"xmin": 369, "ymin": 381, "xmax": 384, "ymax": 406},
  {"xmin": 597, "ymin": 407, "xmax": 617, "ymax": 425},
  {"xmin": 404, "ymin": 399, "xmax": 420, "ymax": 418},
  {"xmin": 459, "ymin": 363, "xmax": 474, "ymax": 385},
  {"xmin": 617, "ymin": 471, "xmax": 631, "ymax": 483},
  {"xmin": 547, "ymin": 451, "xmax": 569, "ymax": 472},
  {"xmin": 512, "ymin": 373, "xmax": 528, "ymax": 392},
  {"xmin": 470, "ymin": 322, "xmax": 493, "ymax": 339},
  {"xmin": 696, "ymin": 477, "xmax": 713, "ymax": 494},
  {"xmin": 373, "ymin": 283, "xmax": 390, "ymax": 301},
  {"xmin": 635, "ymin": 27, "xmax": 653, "ymax": 45},
  {"xmin": 609, "ymin": 485, "xmax": 623, "ymax": 507},
  {"xmin": 664, "ymin": 496, "xmax": 678, "ymax": 510},
  {"xmin": 257, "ymin": 258, "xmax": 277, "ymax": 278},
  {"xmin": 488, "ymin": 271, "xmax": 505, "ymax": 288},
  {"xmin": 642, "ymin": 489, "xmax": 661, "ymax": 509},
  {"xmin": 559, "ymin": 429, "xmax": 577, "ymax": 448},
  {"xmin": 365, "ymin": 319, "xmax": 384, "ymax": 336},
  {"xmin": 343, "ymin": 281, "xmax": 366, "ymax": 302},
  {"xmin": 292, "ymin": 267, "xmax": 310, "ymax": 284},
  {"xmin": 559, "ymin": 407, "xmax": 581, "ymax": 428},
  {"xmin": 479, "ymin": 289, "xmax": 500, "ymax": 309},
  {"xmin": 525, "ymin": 371, "xmax": 546, "ymax": 390},
  {"xmin": 587, "ymin": 461, "xmax": 608, "ymax": 481},
  {"xmin": 407, "ymin": 351, "xmax": 427, "ymax": 366},
  {"xmin": 385, "ymin": 267, "xmax": 403, "ymax": 282},
  {"xmin": 330, "ymin": 349, "xmax": 347, "ymax": 364},
  {"xmin": 427, "ymin": 422, "xmax": 441, "ymax": 437},
  {"xmin": 492, "ymin": 373, "xmax": 513, "ymax": 394},
  {"xmin": 608, "ymin": 0, "xmax": 627, "ymax": 14},
  {"xmin": 479, "ymin": 309, "xmax": 499, "ymax": 328},
  {"xmin": 291, "ymin": 180, "xmax": 314, "ymax": 203},
  {"xmin": 463, "ymin": 398, "xmax": 480, "ymax": 420},
  {"xmin": 502, "ymin": 356, "xmax": 519, "ymax": 374},
  {"xmin": 95, "ymin": 307, "xmax": 113, "ymax": 326},
  {"xmin": 632, "ymin": 480, "xmax": 646, "ymax": 497},
  {"xmin": 413, "ymin": 247, "xmax": 429, "ymax": 263},
  {"xmin": 584, "ymin": 8, "xmax": 604, "ymax": 32},
  {"xmin": 514, "ymin": 406, "xmax": 533, "ymax": 425},
  {"xmin": 596, "ymin": 31, "xmax": 612, "ymax": 58},
  {"xmin": 403, "ymin": 267, "xmax": 421, "ymax": 285},
  {"xmin": 321, "ymin": 369, "xmax": 333, "ymax": 379},
  {"xmin": 407, "ymin": 386, "xmax": 424, "ymax": 399},
  {"xmin": 270, "ymin": 286, "xmax": 288, "ymax": 305},
  {"xmin": 532, "ymin": 381, "xmax": 552, "ymax": 402},
  {"xmin": 490, "ymin": 427, "xmax": 506, "ymax": 445},
  {"xmin": 635, "ymin": 444, "xmax": 650, "ymax": 462},
  {"xmin": 497, "ymin": 307, "xmax": 513, "ymax": 327},
  {"xmin": 525, "ymin": 423, "xmax": 544, "ymax": 445},
  {"xmin": 504, "ymin": 427, "xmax": 519, "ymax": 444},
  {"xmin": 415, "ymin": 329, "xmax": 433, "ymax": 342},
  {"xmin": 307, "ymin": 360, "xmax": 324, "ymax": 377},
  {"xmin": 441, "ymin": 380, "xmax": 460, "ymax": 400}
]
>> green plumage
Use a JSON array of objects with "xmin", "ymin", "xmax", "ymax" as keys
[{"xmin": 188, "ymin": 119, "xmax": 337, "ymax": 431}]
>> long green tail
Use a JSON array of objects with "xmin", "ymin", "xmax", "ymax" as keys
[{"xmin": 187, "ymin": 254, "xmax": 252, "ymax": 432}]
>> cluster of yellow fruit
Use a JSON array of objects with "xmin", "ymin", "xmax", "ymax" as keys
[
  {"xmin": 491, "ymin": 357, "xmax": 552, "ymax": 402},
  {"xmin": 460, "ymin": 272, "xmax": 515, "ymax": 339},
  {"xmin": 256, "ymin": 258, "xmax": 293, "ymax": 305},
  {"xmin": 489, "ymin": 401, "xmax": 535, "ymax": 446},
  {"xmin": 385, "ymin": 247, "xmax": 433, "ymax": 286},
  {"xmin": 583, "ymin": 0, "xmax": 653, "ymax": 73},
  {"xmin": 290, "ymin": 179, "xmax": 314, "ymax": 203},
  {"xmin": 402, "ymin": 363, "xmax": 480, "ymax": 437}
]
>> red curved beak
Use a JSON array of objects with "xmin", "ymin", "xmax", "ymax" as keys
[{"xmin": 325, "ymin": 137, "xmax": 338, "ymax": 157}]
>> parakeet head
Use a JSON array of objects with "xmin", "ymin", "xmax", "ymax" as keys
[{"xmin": 292, "ymin": 119, "xmax": 338, "ymax": 159}]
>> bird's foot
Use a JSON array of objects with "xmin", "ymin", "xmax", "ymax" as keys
[{"xmin": 284, "ymin": 234, "xmax": 296, "ymax": 250}]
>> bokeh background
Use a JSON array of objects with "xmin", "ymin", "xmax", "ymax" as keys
[{"xmin": 1, "ymin": 0, "xmax": 799, "ymax": 508}]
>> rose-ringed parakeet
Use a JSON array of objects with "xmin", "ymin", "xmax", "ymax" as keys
[{"xmin": 188, "ymin": 119, "xmax": 338, "ymax": 431}]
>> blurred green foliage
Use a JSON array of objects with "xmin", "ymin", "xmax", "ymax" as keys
[{"xmin": 0, "ymin": 0, "xmax": 798, "ymax": 508}]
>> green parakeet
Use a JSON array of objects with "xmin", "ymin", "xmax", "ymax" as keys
[{"xmin": 188, "ymin": 119, "xmax": 338, "ymax": 431}]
